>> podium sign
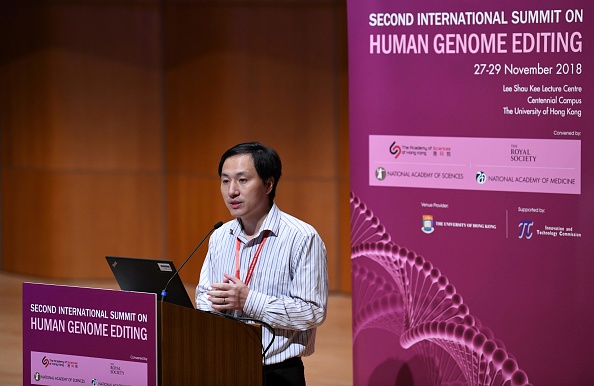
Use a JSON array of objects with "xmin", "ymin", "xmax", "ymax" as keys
[{"xmin": 23, "ymin": 283, "xmax": 158, "ymax": 386}]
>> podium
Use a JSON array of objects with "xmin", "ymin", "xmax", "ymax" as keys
[
  {"xmin": 159, "ymin": 301, "xmax": 262, "ymax": 384},
  {"xmin": 22, "ymin": 283, "xmax": 262, "ymax": 385}
]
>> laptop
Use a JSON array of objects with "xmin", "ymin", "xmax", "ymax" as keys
[{"xmin": 105, "ymin": 256, "xmax": 195, "ymax": 309}]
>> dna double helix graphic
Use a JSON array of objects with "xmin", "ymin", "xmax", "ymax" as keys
[{"xmin": 351, "ymin": 192, "xmax": 532, "ymax": 386}]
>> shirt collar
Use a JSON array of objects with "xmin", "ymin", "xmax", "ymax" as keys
[{"xmin": 229, "ymin": 203, "xmax": 280, "ymax": 241}]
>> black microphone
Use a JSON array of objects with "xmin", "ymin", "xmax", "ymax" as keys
[{"xmin": 161, "ymin": 221, "xmax": 224, "ymax": 302}]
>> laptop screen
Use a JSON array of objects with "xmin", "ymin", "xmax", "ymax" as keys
[{"xmin": 105, "ymin": 256, "xmax": 195, "ymax": 309}]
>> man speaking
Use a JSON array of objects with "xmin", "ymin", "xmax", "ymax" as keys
[{"xmin": 196, "ymin": 142, "xmax": 329, "ymax": 386}]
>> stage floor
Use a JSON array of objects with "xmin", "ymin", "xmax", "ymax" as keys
[{"xmin": 0, "ymin": 271, "xmax": 352, "ymax": 385}]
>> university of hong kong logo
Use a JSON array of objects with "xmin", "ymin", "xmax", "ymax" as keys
[
  {"xmin": 389, "ymin": 141, "xmax": 402, "ymax": 158},
  {"xmin": 518, "ymin": 220, "xmax": 534, "ymax": 239},
  {"xmin": 422, "ymin": 215, "xmax": 435, "ymax": 234}
]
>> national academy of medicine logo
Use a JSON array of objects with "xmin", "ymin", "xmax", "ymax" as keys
[{"xmin": 476, "ymin": 171, "xmax": 486, "ymax": 184}]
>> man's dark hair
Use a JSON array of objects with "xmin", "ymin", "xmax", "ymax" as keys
[{"xmin": 218, "ymin": 142, "xmax": 282, "ymax": 203}]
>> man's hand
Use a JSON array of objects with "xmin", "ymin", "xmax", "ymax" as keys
[{"xmin": 207, "ymin": 273, "xmax": 250, "ymax": 311}]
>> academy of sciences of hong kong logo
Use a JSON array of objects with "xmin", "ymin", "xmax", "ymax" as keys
[
  {"xmin": 390, "ymin": 141, "xmax": 402, "ymax": 158},
  {"xmin": 476, "ymin": 171, "xmax": 486, "ymax": 184},
  {"xmin": 42, "ymin": 356, "xmax": 50, "ymax": 367},
  {"xmin": 374, "ymin": 141, "xmax": 401, "ymax": 181},
  {"xmin": 376, "ymin": 167, "xmax": 386, "ymax": 181}
]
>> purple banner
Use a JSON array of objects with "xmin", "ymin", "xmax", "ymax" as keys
[
  {"xmin": 23, "ymin": 283, "xmax": 157, "ymax": 386},
  {"xmin": 348, "ymin": 1, "xmax": 592, "ymax": 385}
]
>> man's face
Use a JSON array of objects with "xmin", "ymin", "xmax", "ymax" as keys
[{"xmin": 220, "ymin": 154, "xmax": 272, "ymax": 224}]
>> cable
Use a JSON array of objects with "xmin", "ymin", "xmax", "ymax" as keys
[{"xmin": 233, "ymin": 316, "xmax": 276, "ymax": 358}]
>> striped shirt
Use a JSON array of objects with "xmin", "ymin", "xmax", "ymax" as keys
[{"xmin": 195, "ymin": 203, "xmax": 329, "ymax": 365}]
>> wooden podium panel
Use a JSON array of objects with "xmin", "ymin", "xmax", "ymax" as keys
[{"xmin": 158, "ymin": 302, "xmax": 262, "ymax": 385}]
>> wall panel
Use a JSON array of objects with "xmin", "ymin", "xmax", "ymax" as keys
[
  {"xmin": 163, "ymin": 2, "xmax": 350, "ymax": 290},
  {"xmin": 2, "ymin": 169, "xmax": 163, "ymax": 277},
  {"xmin": 1, "ymin": 2, "xmax": 164, "ymax": 279},
  {"xmin": 1, "ymin": 1, "xmax": 351, "ymax": 292},
  {"xmin": 166, "ymin": 174, "xmax": 228, "ymax": 284}
]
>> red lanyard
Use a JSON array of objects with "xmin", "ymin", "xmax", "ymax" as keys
[{"xmin": 235, "ymin": 230, "xmax": 270, "ymax": 286}]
